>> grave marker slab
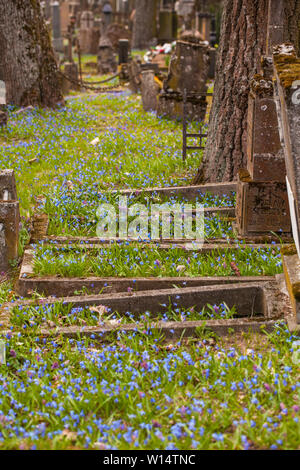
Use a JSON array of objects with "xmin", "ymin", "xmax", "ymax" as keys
[
  {"xmin": 274, "ymin": 45, "xmax": 300, "ymax": 258},
  {"xmin": 0, "ymin": 81, "xmax": 6, "ymax": 105},
  {"xmin": 0, "ymin": 170, "xmax": 20, "ymax": 272}
]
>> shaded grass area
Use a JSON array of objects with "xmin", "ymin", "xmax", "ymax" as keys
[{"xmin": 31, "ymin": 243, "xmax": 283, "ymax": 278}]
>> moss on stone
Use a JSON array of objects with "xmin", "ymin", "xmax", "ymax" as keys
[
  {"xmin": 281, "ymin": 244, "xmax": 298, "ymax": 256},
  {"xmin": 273, "ymin": 44, "xmax": 300, "ymax": 89}
]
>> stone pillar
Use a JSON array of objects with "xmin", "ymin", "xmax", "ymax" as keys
[
  {"xmin": 141, "ymin": 70, "xmax": 160, "ymax": 112},
  {"xmin": 118, "ymin": 39, "xmax": 130, "ymax": 65},
  {"xmin": 0, "ymin": 170, "xmax": 20, "ymax": 272},
  {"xmin": 158, "ymin": 10, "xmax": 175, "ymax": 43},
  {"xmin": 79, "ymin": 11, "xmax": 100, "ymax": 55},
  {"xmin": 0, "ymin": 81, "xmax": 7, "ymax": 127},
  {"xmin": 52, "ymin": 1, "xmax": 64, "ymax": 53},
  {"xmin": 63, "ymin": 62, "xmax": 80, "ymax": 92},
  {"xmin": 236, "ymin": 74, "xmax": 291, "ymax": 237}
]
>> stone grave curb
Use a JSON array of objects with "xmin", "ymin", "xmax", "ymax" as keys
[
  {"xmin": 1, "ymin": 280, "xmax": 288, "ymax": 334},
  {"xmin": 18, "ymin": 243, "xmax": 282, "ymax": 297}
]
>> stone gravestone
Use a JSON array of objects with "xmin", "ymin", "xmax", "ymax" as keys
[
  {"xmin": 0, "ymin": 81, "xmax": 7, "ymax": 127},
  {"xmin": 52, "ymin": 1, "xmax": 64, "ymax": 53},
  {"xmin": 236, "ymin": 73, "xmax": 291, "ymax": 237},
  {"xmin": 158, "ymin": 9, "xmax": 176, "ymax": 43},
  {"xmin": 79, "ymin": 11, "xmax": 100, "ymax": 54},
  {"xmin": 106, "ymin": 23, "xmax": 131, "ymax": 51},
  {"xmin": 118, "ymin": 39, "xmax": 130, "ymax": 65},
  {"xmin": 141, "ymin": 70, "xmax": 160, "ymax": 112},
  {"xmin": 176, "ymin": 0, "xmax": 195, "ymax": 30},
  {"xmin": 273, "ymin": 44, "xmax": 300, "ymax": 326},
  {"xmin": 157, "ymin": 31, "xmax": 210, "ymax": 120},
  {"xmin": 0, "ymin": 170, "xmax": 20, "ymax": 272},
  {"xmin": 98, "ymin": 35, "xmax": 117, "ymax": 74}
]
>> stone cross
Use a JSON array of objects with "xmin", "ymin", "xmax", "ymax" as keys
[{"xmin": 52, "ymin": 1, "xmax": 64, "ymax": 52}]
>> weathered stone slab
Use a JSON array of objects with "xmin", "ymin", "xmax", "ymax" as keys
[
  {"xmin": 18, "ymin": 246, "xmax": 275, "ymax": 297},
  {"xmin": 236, "ymin": 178, "xmax": 291, "ymax": 235},
  {"xmin": 98, "ymin": 35, "xmax": 117, "ymax": 74},
  {"xmin": 0, "ymin": 170, "xmax": 17, "ymax": 201},
  {"xmin": 11, "ymin": 282, "xmax": 269, "ymax": 318},
  {"xmin": 157, "ymin": 36, "xmax": 210, "ymax": 120},
  {"xmin": 247, "ymin": 77, "xmax": 285, "ymax": 182},
  {"xmin": 0, "ymin": 201, "xmax": 20, "ymax": 271},
  {"xmin": 141, "ymin": 70, "xmax": 160, "ymax": 112},
  {"xmin": 15, "ymin": 318, "xmax": 278, "ymax": 340},
  {"xmin": 282, "ymin": 253, "xmax": 300, "ymax": 323},
  {"xmin": 114, "ymin": 182, "xmax": 237, "ymax": 199},
  {"xmin": 274, "ymin": 44, "xmax": 300, "ymax": 257}
]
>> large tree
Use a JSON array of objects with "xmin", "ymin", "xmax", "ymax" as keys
[
  {"xmin": 194, "ymin": 0, "xmax": 300, "ymax": 183},
  {"xmin": 132, "ymin": 0, "xmax": 158, "ymax": 49},
  {"xmin": 0, "ymin": 0, "xmax": 63, "ymax": 107}
]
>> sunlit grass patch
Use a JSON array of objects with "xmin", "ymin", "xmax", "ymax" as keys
[
  {"xmin": 31, "ymin": 242, "xmax": 282, "ymax": 278},
  {"xmin": 0, "ymin": 324, "xmax": 298, "ymax": 450}
]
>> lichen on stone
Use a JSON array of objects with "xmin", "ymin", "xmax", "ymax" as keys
[{"xmin": 273, "ymin": 43, "xmax": 300, "ymax": 88}]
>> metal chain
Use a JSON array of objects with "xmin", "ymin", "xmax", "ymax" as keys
[{"xmin": 59, "ymin": 70, "xmax": 122, "ymax": 93}]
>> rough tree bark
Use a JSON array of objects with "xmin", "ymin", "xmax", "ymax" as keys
[
  {"xmin": 0, "ymin": 0, "xmax": 64, "ymax": 107},
  {"xmin": 132, "ymin": 0, "xmax": 158, "ymax": 49},
  {"xmin": 194, "ymin": 0, "xmax": 300, "ymax": 183}
]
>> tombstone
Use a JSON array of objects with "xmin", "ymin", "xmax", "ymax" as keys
[
  {"xmin": 208, "ymin": 47, "xmax": 216, "ymax": 79},
  {"xmin": 63, "ymin": 62, "xmax": 80, "ymax": 93},
  {"xmin": 52, "ymin": 1, "xmax": 64, "ymax": 53},
  {"xmin": 128, "ymin": 58, "xmax": 142, "ymax": 94},
  {"xmin": 196, "ymin": 12, "xmax": 212, "ymax": 43},
  {"xmin": 0, "ymin": 81, "xmax": 7, "ymax": 127},
  {"xmin": 236, "ymin": 73, "xmax": 291, "ymax": 237},
  {"xmin": 0, "ymin": 170, "xmax": 20, "ymax": 272},
  {"xmin": 97, "ymin": 35, "xmax": 117, "ymax": 74},
  {"xmin": 79, "ymin": 11, "xmax": 100, "ymax": 54},
  {"xmin": 60, "ymin": 0, "xmax": 70, "ymax": 35},
  {"xmin": 157, "ymin": 31, "xmax": 210, "ymax": 120},
  {"xmin": 118, "ymin": 39, "xmax": 130, "ymax": 65},
  {"xmin": 106, "ymin": 23, "xmax": 132, "ymax": 51},
  {"xmin": 176, "ymin": 0, "xmax": 195, "ymax": 30},
  {"xmin": 141, "ymin": 70, "xmax": 160, "ymax": 112},
  {"xmin": 271, "ymin": 43, "xmax": 300, "ymax": 327},
  {"xmin": 158, "ymin": 10, "xmax": 176, "ymax": 43}
]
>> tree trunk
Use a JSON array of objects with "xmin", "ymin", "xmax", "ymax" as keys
[
  {"xmin": 0, "ymin": 0, "xmax": 64, "ymax": 108},
  {"xmin": 132, "ymin": 0, "xmax": 158, "ymax": 49},
  {"xmin": 194, "ymin": 0, "xmax": 300, "ymax": 183},
  {"xmin": 283, "ymin": 0, "xmax": 300, "ymax": 54}
]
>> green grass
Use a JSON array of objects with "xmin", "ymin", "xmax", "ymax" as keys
[
  {"xmin": 0, "ymin": 93, "xmax": 204, "ymax": 215},
  {"xmin": 0, "ymin": 70, "xmax": 297, "ymax": 451},
  {"xmin": 10, "ymin": 302, "xmax": 237, "ymax": 330},
  {"xmin": 0, "ymin": 325, "xmax": 299, "ymax": 450},
  {"xmin": 31, "ymin": 242, "xmax": 283, "ymax": 278}
]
